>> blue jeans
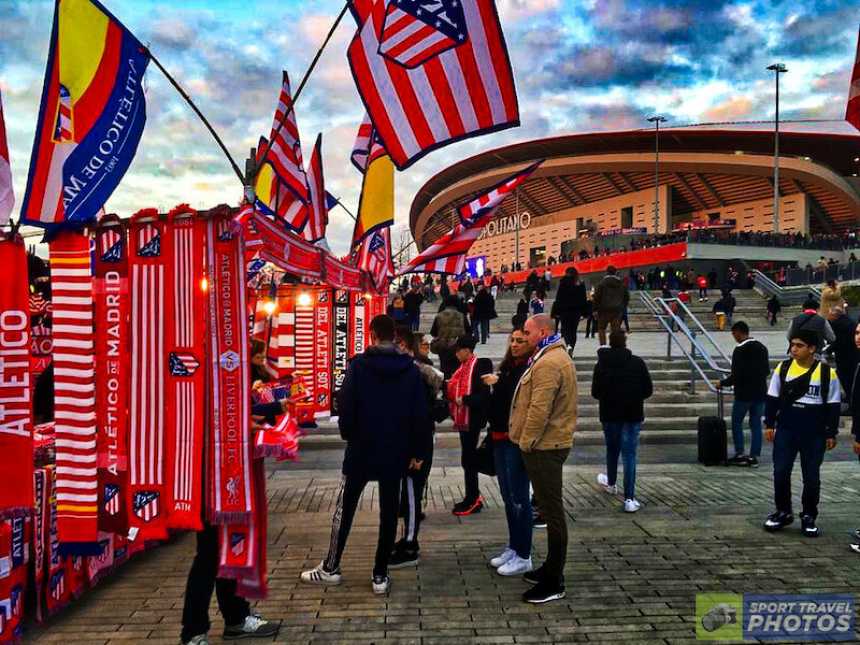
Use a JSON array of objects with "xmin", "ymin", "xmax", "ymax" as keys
[
  {"xmin": 731, "ymin": 400, "xmax": 764, "ymax": 458},
  {"xmin": 603, "ymin": 422, "xmax": 641, "ymax": 500},
  {"xmin": 493, "ymin": 440, "xmax": 532, "ymax": 559}
]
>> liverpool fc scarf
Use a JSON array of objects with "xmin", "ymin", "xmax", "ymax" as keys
[
  {"xmin": 164, "ymin": 206, "xmax": 206, "ymax": 531},
  {"xmin": 0, "ymin": 235, "xmax": 33, "ymax": 520},
  {"xmin": 448, "ymin": 354, "xmax": 477, "ymax": 431},
  {"xmin": 127, "ymin": 210, "xmax": 169, "ymax": 541},
  {"xmin": 206, "ymin": 216, "xmax": 253, "ymax": 524},
  {"xmin": 50, "ymin": 231, "xmax": 99, "ymax": 553},
  {"xmin": 93, "ymin": 218, "xmax": 130, "ymax": 534}
]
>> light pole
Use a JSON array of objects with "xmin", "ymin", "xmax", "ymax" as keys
[
  {"xmin": 767, "ymin": 63, "xmax": 788, "ymax": 233},
  {"xmin": 514, "ymin": 189, "xmax": 520, "ymax": 270},
  {"xmin": 647, "ymin": 115, "xmax": 667, "ymax": 234}
]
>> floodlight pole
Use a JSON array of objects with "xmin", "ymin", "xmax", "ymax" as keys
[
  {"xmin": 767, "ymin": 63, "xmax": 788, "ymax": 234},
  {"xmin": 646, "ymin": 115, "xmax": 666, "ymax": 235}
]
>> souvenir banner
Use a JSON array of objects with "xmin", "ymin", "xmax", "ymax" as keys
[
  {"xmin": 293, "ymin": 290, "xmax": 315, "ymax": 424},
  {"xmin": 85, "ymin": 532, "xmax": 114, "ymax": 585},
  {"xmin": 313, "ymin": 288, "xmax": 332, "ymax": 418},
  {"xmin": 0, "ymin": 236, "xmax": 33, "ymax": 519},
  {"xmin": 93, "ymin": 219, "xmax": 129, "ymax": 534},
  {"xmin": 234, "ymin": 459, "xmax": 268, "ymax": 599},
  {"xmin": 267, "ymin": 286, "xmax": 295, "ymax": 380},
  {"xmin": 45, "ymin": 468, "xmax": 69, "ymax": 616},
  {"xmin": 0, "ymin": 517, "xmax": 27, "ymax": 643},
  {"xmin": 50, "ymin": 231, "xmax": 99, "ymax": 552},
  {"xmin": 349, "ymin": 292, "xmax": 368, "ymax": 358},
  {"xmin": 127, "ymin": 211, "xmax": 169, "ymax": 541},
  {"xmin": 206, "ymin": 217, "xmax": 253, "ymax": 524},
  {"xmin": 165, "ymin": 208, "xmax": 206, "ymax": 531},
  {"xmin": 323, "ymin": 253, "xmax": 363, "ymax": 291},
  {"xmin": 252, "ymin": 211, "xmax": 322, "ymax": 280},
  {"xmin": 331, "ymin": 290, "xmax": 350, "ymax": 416},
  {"xmin": 33, "ymin": 469, "xmax": 48, "ymax": 622}
]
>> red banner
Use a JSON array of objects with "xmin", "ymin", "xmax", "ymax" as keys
[
  {"xmin": 323, "ymin": 254, "xmax": 363, "ymax": 291},
  {"xmin": 293, "ymin": 289, "xmax": 316, "ymax": 424}
]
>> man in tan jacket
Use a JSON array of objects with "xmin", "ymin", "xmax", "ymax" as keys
[{"xmin": 509, "ymin": 314, "xmax": 577, "ymax": 604}]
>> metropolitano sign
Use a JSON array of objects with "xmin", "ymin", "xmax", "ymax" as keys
[{"xmin": 477, "ymin": 211, "xmax": 531, "ymax": 240}]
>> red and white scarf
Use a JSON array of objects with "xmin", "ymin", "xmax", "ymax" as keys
[
  {"xmin": 447, "ymin": 354, "xmax": 477, "ymax": 431},
  {"xmin": 93, "ymin": 219, "xmax": 130, "ymax": 534},
  {"xmin": 254, "ymin": 413, "xmax": 301, "ymax": 462},
  {"xmin": 206, "ymin": 216, "xmax": 253, "ymax": 524},
  {"xmin": 0, "ymin": 235, "xmax": 33, "ymax": 520},
  {"xmin": 33, "ymin": 468, "xmax": 48, "ymax": 622},
  {"xmin": 50, "ymin": 231, "xmax": 99, "ymax": 552},
  {"xmin": 127, "ymin": 211, "xmax": 169, "ymax": 541},
  {"xmin": 0, "ymin": 516, "xmax": 28, "ymax": 642}
]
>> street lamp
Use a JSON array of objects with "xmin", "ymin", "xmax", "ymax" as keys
[
  {"xmin": 646, "ymin": 115, "xmax": 667, "ymax": 234},
  {"xmin": 767, "ymin": 62, "xmax": 788, "ymax": 233}
]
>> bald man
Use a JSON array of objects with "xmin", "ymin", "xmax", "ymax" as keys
[{"xmin": 508, "ymin": 314, "xmax": 577, "ymax": 604}]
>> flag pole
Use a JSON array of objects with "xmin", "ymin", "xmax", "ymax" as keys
[
  {"xmin": 255, "ymin": 2, "xmax": 350, "ymax": 178},
  {"xmin": 329, "ymin": 195, "xmax": 357, "ymax": 221},
  {"xmin": 144, "ymin": 50, "xmax": 245, "ymax": 184}
]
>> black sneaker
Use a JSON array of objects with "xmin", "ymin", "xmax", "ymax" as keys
[
  {"xmin": 223, "ymin": 614, "xmax": 280, "ymax": 640},
  {"xmin": 389, "ymin": 545, "xmax": 419, "ymax": 569},
  {"xmin": 727, "ymin": 454, "xmax": 748, "ymax": 465},
  {"xmin": 800, "ymin": 514, "xmax": 820, "ymax": 538},
  {"xmin": 532, "ymin": 512, "xmax": 547, "ymax": 529},
  {"xmin": 522, "ymin": 579, "xmax": 566, "ymax": 604},
  {"xmin": 747, "ymin": 457, "xmax": 759, "ymax": 468},
  {"xmin": 452, "ymin": 497, "xmax": 483, "ymax": 516},
  {"xmin": 523, "ymin": 565, "xmax": 546, "ymax": 585},
  {"xmin": 763, "ymin": 511, "xmax": 794, "ymax": 532}
]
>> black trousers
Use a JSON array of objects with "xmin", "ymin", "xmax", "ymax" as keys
[
  {"xmin": 323, "ymin": 473, "xmax": 401, "ymax": 577},
  {"xmin": 181, "ymin": 524, "xmax": 250, "ymax": 642},
  {"xmin": 399, "ymin": 456, "xmax": 432, "ymax": 544},
  {"xmin": 773, "ymin": 415, "xmax": 827, "ymax": 519},
  {"xmin": 522, "ymin": 448, "xmax": 570, "ymax": 585},
  {"xmin": 559, "ymin": 315, "xmax": 581, "ymax": 349},
  {"xmin": 459, "ymin": 427, "xmax": 481, "ymax": 502}
]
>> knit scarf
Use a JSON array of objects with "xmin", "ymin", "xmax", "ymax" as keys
[
  {"xmin": 529, "ymin": 333, "xmax": 562, "ymax": 366},
  {"xmin": 165, "ymin": 207, "xmax": 207, "ymax": 531},
  {"xmin": 206, "ymin": 216, "xmax": 254, "ymax": 524},
  {"xmin": 254, "ymin": 412, "xmax": 301, "ymax": 461},
  {"xmin": 0, "ymin": 235, "xmax": 33, "ymax": 520},
  {"xmin": 127, "ymin": 212, "xmax": 169, "ymax": 542},
  {"xmin": 93, "ymin": 220, "xmax": 130, "ymax": 534},
  {"xmin": 50, "ymin": 231, "xmax": 100, "ymax": 554},
  {"xmin": 33, "ymin": 468, "xmax": 48, "ymax": 622},
  {"xmin": 0, "ymin": 516, "xmax": 27, "ymax": 642},
  {"xmin": 448, "ymin": 354, "xmax": 477, "ymax": 430},
  {"xmin": 45, "ymin": 467, "xmax": 70, "ymax": 616}
]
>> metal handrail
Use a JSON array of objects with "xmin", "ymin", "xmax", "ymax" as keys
[
  {"xmin": 752, "ymin": 269, "xmax": 821, "ymax": 304},
  {"xmin": 655, "ymin": 297, "xmax": 732, "ymax": 369}
]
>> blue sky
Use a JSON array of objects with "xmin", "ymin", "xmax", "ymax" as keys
[{"xmin": 1, "ymin": 0, "xmax": 858, "ymax": 254}]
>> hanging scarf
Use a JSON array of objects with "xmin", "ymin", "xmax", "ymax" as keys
[
  {"xmin": 84, "ymin": 532, "xmax": 115, "ymax": 587},
  {"xmin": 206, "ymin": 216, "xmax": 253, "ymax": 524},
  {"xmin": 164, "ymin": 206, "xmax": 207, "ymax": 531},
  {"xmin": 32, "ymin": 468, "xmax": 48, "ymax": 622},
  {"xmin": 44, "ymin": 467, "xmax": 70, "ymax": 616},
  {"xmin": 447, "ymin": 354, "xmax": 477, "ymax": 430},
  {"xmin": 529, "ymin": 333, "xmax": 562, "ymax": 366},
  {"xmin": 127, "ymin": 211, "xmax": 169, "ymax": 542},
  {"xmin": 254, "ymin": 413, "xmax": 301, "ymax": 461},
  {"xmin": 50, "ymin": 231, "xmax": 99, "ymax": 554},
  {"xmin": 93, "ymin": 219, "xmax": 130, "ymax": 535},
  {"xmin": 0, "ymin": 235, "xmax": 33, "ymax": 520},
  {"xmin": 0, "ymin": 517, "xmax": 28, "ymax": 642}
]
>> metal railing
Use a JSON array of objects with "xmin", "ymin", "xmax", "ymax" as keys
[{"xmin": 752, "ymin": 269, "xmax": 821, "ymax": 305}]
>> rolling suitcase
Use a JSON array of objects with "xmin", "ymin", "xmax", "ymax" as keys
[{"xmin": 697, "ymin": 396, "xmax": 727, "ymax": 466}]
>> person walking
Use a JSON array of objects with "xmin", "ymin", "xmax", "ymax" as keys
[
  {"xmin": 447, "ymin": 335, "xmax": 493, "ymax": 516},
  {"xmin": 300, "ymin": 315, "xmax": 428, "ymax": 594},
  {"xmin": 697, "ymin": 274, "xmax": 709, "ymax": 302},
  {"xmin": 403, "ymin": 285, "xmax": 425, "ymax": 332},
  {"xmin": 553, "ymin": 267, "xmax": 587, "ymax": 352},
  {"xmin": 716, "ymin": 321, "xmax": 770, "ymax": 467},
  {"xmin": 593, "ymin": 265, "xmax": 629, "ymax": 346},
  {"xmin": 509, "ymin": 314, "xmax": 577, "ymax": 603},
  {"xmin": 584, "ymin": 290, "xmax": 596, "ymax": 339},
  {"xmin": 592, "ymin": 331, "xmax": 652, "ymax": 512},
  {"xmin": 846, "ymin": 322, "xmax": 860, "ymax": 553},
  {"xmin": 823, "ymin": 300, "xmax": 858, "ymax": 396},
  {"xmin": 763, "ymin": 329, "xmax": 840, "ymax": 537},
  {"xmin": 482, "ymin": 329, "xmax": 533, "ymax": 576},
  {"xmin": 430, "ymin": 296, "xmax": 469, "ymax": 379},
  {"xmin": 787, "ymin": 298, "xmax": 835, "ymax": 353},
  {"xmin": 473, "ymin": 285, "xmax": 497, "ymax": 344},
  {"xmin": 767, "ymin": 295, "xmax": 781, "ymax": 327}
]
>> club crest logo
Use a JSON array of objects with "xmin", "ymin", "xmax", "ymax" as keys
[
  {"xmin": 219, "ymin": 350, "xmax": 240, "ymax": 372},
  {"xmin": 169, "ymin": 352, "xmax": 200, "ymax": 376},
  {"xmin": 132, "ymin": 490, "xmax": 160, "ymax": 522},
  {"xmin": 225, "ymin": 476, "xmax": 240, "ymax": 504},
  {"xmin": 103, "ymin": 484, "xmax": 121, "ymax": 516},
  {"xmin": 230, "ymin": 532, "xmax": 245, "ymax": 556}
]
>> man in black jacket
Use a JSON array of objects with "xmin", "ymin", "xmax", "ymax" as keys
[
  {"xmin": 716, "ymin": 321, "xmax": 770, "ymax": 467},
  {"xmin": 591, "ymin": 331, "xmax": 653, "ymax": 512},
  {"xmin": 552, "ymin": 267, "xmax": 587, "ymax": 352},
  {"xmin": 300, "ymin": 315, "xmax": 428, "ymax": 595},
  {"xmin": 824, "ymin": 304, "xmax": 858, "ymax": 396}
]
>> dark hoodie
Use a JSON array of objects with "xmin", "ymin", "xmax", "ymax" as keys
[
  {"xmin": 591, "ymin": 347, "xmax": 653, "ymax": 423},
  {"xmin": 338, "ymin": 343, "xmax": 428, "ymax": 479}
]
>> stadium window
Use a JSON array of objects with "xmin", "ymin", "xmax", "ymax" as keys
[{"xmin": 621, "ymin": 206, "xmax": 633, "ymax": 229}]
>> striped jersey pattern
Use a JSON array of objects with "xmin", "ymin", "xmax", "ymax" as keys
[{"xmin": 49, "ymin": 233, "xmax": 98, "ymax": 536}]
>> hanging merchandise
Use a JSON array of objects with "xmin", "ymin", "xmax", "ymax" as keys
[
  {"xmin": 251, "ymin": 211, "xmax": 322, "ymax": 281},
  {"xmin": 32, "ymin": 468, "xmax": 48, "ymax": 622},
  {"xmin": 293, "ymin": 289, "xmax": 316, "ymax": 424},
  {"xmin": 84, "ymin": 532, "xmax": 114, "ymax": 586},
  {"xmin": 164, "ymin": 206, "xmax": 207, "ymax": 531},
  {"xmin": 44, "ymin": 468, "xmax": 69, "ymax": 616},
  {"xmin": 349, "ymin": 291, "xmax": 368, "ymax": 358},
  {"xmin": 0, "ymin": 516, "xmax": 28, "ymax": 643},
  {"xmin": 127, "ymin": 210, "xmax": 170, "ymax": 541},
  {"xmin": 267, "ymin": 286, "xmax": 295, "ymax": 380},
  {"xmin": 0, "ymin": 234, "xmax": 33, "ymax": 520},
  {"xmin": 313, "ymin": 288, "xmax": 332, "ymax": 418},
  {"xmin": 331, "ymin": 290, "xmax": 350, "ymax": 416},
  {"xmin": 206, "ymin": 216, "xmax": 254, "ymax": 525},
  {"xmin": 49, "ymin": 230, "xmax": 99, "ymax": 553},
  {"xmin": 92, "ymin": 217, "xmax": 130, "ymax": 534},
  {"xmin": 323, "ymin": 253, "xmax": 363, "ymax": 291}
]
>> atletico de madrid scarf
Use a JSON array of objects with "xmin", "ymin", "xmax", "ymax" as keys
[
  {"xmin": 164, "ymin": 206, "xmax": 206, "ymax": 531},
  {"xmin": 206, "ymin": 216, "xmax": 254, "ymax": 524},
  {"xmin": 93, "ymin": 218, "xmax": 130, "ymax": 534},
  {"xmin": 45, "ymin": 468, "xmax": 70, "ymax": 616},
  {"xmin": 0, "ymin": 517, "xmax": 28, "ymax": 643},
  {"xmin": 0, "ymin": 235, "xmax": 33, "ymax": 520},
  {"xmin": 32, "ymin": 468, "xmax": 48, "ymax": 622},
  {"xmin": 49, "ymin": 231, "xmax": 100, "ymax": 553},
  {"xmin": 127, "ymin": 211, "xmax": 170, "ymax": 541}
]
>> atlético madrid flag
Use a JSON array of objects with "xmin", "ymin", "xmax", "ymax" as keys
[
  {"xmin": 350, "ymin": 116, "xmax": 394, "ymax": 247},
  {"xmin": 20, "ymin": 0, "xmax": 150, "ymax": 230},
  {"xmin": 347, "ymin": 0, "xmax": 519, "ymax": 170},
  {"xmin": 847, "ymin": 25, "xmax": 860, "ymax": 132},
  {"xmin": 0, "ymin": 90, "xmax": 13, "ymax": 225}
]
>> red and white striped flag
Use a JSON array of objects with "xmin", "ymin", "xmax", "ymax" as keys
[
  {"xmin": 303, "ymin": 134, "xmax": 327, "ymax": 243},
  {"xmin": 350, "ymin": 113, "xmax": 387, "ymax": 173},
  {"xmin": 356, "ymin": 227, "xmax": 394, "ymax": 291},
  {"xmin": 267, "ymin": 71, "xmax": 309, "ymax": 202},
  {"xmin": 0, "ymin": 90, "xmax": 13, "ymax": 224},
  {"xmin": 848, "ymin": 25, "xmax": 860, "ymax": 131},
  {"xmin": 457, "ymin": 160, "xmax": 541, "ymax": 225},
  {"xmin": 347, "ymin": 0, "xmax": 519, "ymax": 170}
]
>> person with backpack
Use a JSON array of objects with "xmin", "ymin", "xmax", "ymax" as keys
[
  {"xmin": 591, "ymin": 331, "xmax": 653, "ymax": 512},
  {"xmin": 763, "ymin": 329, "xmax": 840, "ymax": 537},
  {"xmin": 593, "ymin": 265, "xmax": 629, "ymax": 347},
  {"xmin": 430, "ymin": 296, "xmax": 469, "ymax": 379},
  {"xmin": 786, "ymin": 298, "xmax": 835, "ymax": 353}
]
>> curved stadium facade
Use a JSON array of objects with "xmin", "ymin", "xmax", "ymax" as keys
[{"xmin": 409, "ymin": 121, "xmax": 860, "ymax": 271}]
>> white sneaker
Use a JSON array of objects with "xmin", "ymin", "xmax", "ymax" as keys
[
  {"xmin": 489, "ymin": 547, "xmax": 516, "ymax": 568},
  {"xmin": 300, "ymin": 562, "xmax": 343, "ymax": 585},
  {"xmin": 184, "ymin": 636, "xmax": 209, "ymax": 645},
  {"xmin": 372, "ymin": 574, "xmax": 391, "ymax": 595},
  {"xmin": 624, "ymin": 498, "xmax": 641, "ymax": 513},
  {"xmin": 497, "ymin": 555, "xmax": 533, "ymax": 576},
  {"xmin": 597, "ymin": 473, "xmax": 617, "ymax": 495}
]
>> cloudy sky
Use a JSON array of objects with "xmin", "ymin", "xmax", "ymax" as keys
[{"xmin": 1, "ymin": 0, "xmax": 858, "ymax": 255}]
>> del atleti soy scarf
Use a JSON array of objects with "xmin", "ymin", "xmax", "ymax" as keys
[
  {"xmin": 0, "ymin": 235, "xmax": 33, "ymax": 520},
  {"xmin": 33, "ymin": 469, "xmax": 47, "ymax": 622},
  {"xmin": 206, "ymin": 216, "xmax": 253, "ymax": 524},
  {"xmin": 164, "ymin": 206, "xmax": 206, "ymax": 531},
  {"xmin": 93, "ymin": 218, "xmax": 130, "ymax": 534},
  {"xmin": 127, "ymin": 210, "xmax": 169, "ymax": 541},
  {"xmin": 49, "ymin": 231, "xmax": 99, "ymax": 553},
  {"xmin": 447, "ymin": 354, "xmax": 477, "ymax": 430}
]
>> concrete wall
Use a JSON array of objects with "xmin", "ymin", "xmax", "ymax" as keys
[
  {"xmin": 685, "ymin": 194, "xmax": 809, "ymax": 233},
  {"xmin": 686, "ymin": 243, "xmax": 843, "ymax": 264}
]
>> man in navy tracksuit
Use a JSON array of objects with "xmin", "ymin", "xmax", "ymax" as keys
[{"xmin": 763, "ymin": 329, "xmax": 840, "ymax": 537}]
